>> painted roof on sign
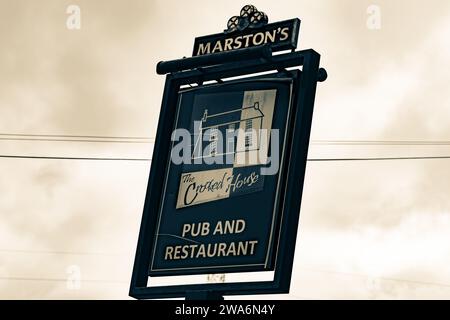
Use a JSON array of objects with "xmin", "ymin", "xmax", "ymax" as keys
[{"xmin": 201, "ymin": 102, "xmax": 263, "ymax": 129}]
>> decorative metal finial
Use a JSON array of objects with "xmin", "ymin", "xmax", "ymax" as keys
[{"xmin": 225, "ymin": 5, "xmax": 269, "ymax": 34}]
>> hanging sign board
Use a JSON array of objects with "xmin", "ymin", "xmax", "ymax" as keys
[
  {"xmin": 149, "ymin": 76, "xmax": 294, "ymax": 276},
  {"xmin": 130, "ymin": 4, "xmax": 325, "ymax": 300}
]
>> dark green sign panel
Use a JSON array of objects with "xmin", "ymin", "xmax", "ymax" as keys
[{"xmin": 149, "ymin": 77, "xmax": 294, "ymax": 276}]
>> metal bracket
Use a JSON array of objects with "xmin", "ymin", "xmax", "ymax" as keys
[
  {"xmin": 317, "ymin": 67, "xmax": 328, "ymax": 82},
  {"xmin": 157, "ymin": 45, "xmax": 272, "ymax": 75}
]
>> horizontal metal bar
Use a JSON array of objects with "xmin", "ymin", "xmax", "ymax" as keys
[
  {"xmin": 156, "ymin": 45, "xmax": 273, "ymax": 75},
  {"xmin": 170, "ymin": 49, "xmax": 317, "ymax": 85},
  {"xmin": 130, "ymin": 280, "xmax": 285, "ymax": 299}
]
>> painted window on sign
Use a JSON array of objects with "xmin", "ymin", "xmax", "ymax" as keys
[
  {"xmin": 209, "ymin": 127, "xmax": 218, "ymax": 156},
  {"xmin": 244, "ymin": 119, "xmax": 253, "ymax": 150}
]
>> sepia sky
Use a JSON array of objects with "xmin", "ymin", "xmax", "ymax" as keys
[{"xmin": 1, "ymin": 0, "xmax": 450, "ymax": 299}]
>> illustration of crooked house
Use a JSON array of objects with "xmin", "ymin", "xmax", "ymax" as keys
[{"xmin": 192, "ymin": 102, "xmax": 264, "ymax": 159}]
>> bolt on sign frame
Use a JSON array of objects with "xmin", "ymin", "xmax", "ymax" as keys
[{"xmin": 130, "ymin": 49, "xmax": 322, "ymax": 299}]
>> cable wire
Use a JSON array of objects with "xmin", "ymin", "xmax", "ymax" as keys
[
  {"xmin": 0, "ymin": 155, "xmax": 151, "ymax": 161},
  {"xmin": 312, "ymin": 140, "xmax": 450, "ymax": 146},
  {"xmin": 0, "ymin": 276, "xmax": 128, "ymax": 284},
  {"xmin": 0, "ymin": 132, "xmax": 153, "ymax": 140},
  {"xmin": 308, "ymin": 156, "xmax": 450, "ymax": 161},
  {"xmin": 2, "ymin": 154, "xmax": 450, "ymax": 161},
  {"xmin": 0, "ymin": 249, "xmax": 126, "ymax": 256},
  {"xmin": 2, "ymin": 135, "xmax": 450, "ymax": 146},
  {"xmin": 0, "ymin": 137, "xmax": 153, "ymax": 143}
]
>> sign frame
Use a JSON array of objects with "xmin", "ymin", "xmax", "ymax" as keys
[
  {"xmin": 129, "ymin": 49, "xmax": 321, "ymax": 299},
  {"xmin": 149, "ymin": 76, "xmax": 295, "ymax": 276}
]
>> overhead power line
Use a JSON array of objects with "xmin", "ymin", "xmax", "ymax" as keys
[
  {"xmin": 312, "ymin": 140, "xmax": 450, "ymax": 146},
  {"xmin": 0, "ymin": 133, "xmax": 154, "ymax": 144},
  {"xmin": 2, "ymin": 269, "xmax": 450, "ymax": 291},
  {"xmin": 0, "ymin": 133, "xmax": 153, "ymax": 140},
  {"xmin": 1, "ymin": 154, "xmax": 450, "ymax": 162},
  {"xmin": 0, "ymin": 276, "xmax": 128, "ymax": 284},
  {"xmin": 308, "ymin": 156, "xmax": 450, "ymax": 161},
  {"xmin": 0, "ymin": 137, "xmax": 153, "ymax": 144},
  {"xmin": 0, "ymin": 155, "xmax": 151, "ymax": 161},
  {"xmin": 0, "ymin": 249, "xmax": 126, "ymax": 256},
  {"xmin": 1, "ymin": 133, "xmax": 450, "ymax": 146}
]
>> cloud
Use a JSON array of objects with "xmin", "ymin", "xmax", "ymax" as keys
[
  {"xmin": 1, "ymin": 0, "xmax": 450, "ymax": 299},
  {"xmin": 292, "ymin": 210, "xmax": 450, "ymax": 299}
]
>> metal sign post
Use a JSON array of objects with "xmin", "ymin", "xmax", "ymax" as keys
[{"xmin": 130, "ymin": 5, "xmax": 326, "ymax": 300}]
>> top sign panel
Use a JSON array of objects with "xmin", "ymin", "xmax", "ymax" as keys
[{"xmin": 193, "ymin": 19, "xmax": 300, "ymax": 57}]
